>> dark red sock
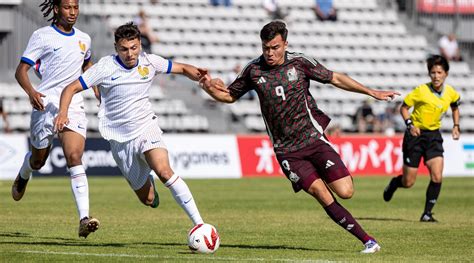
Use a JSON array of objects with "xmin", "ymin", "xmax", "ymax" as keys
[{"xmin": 324, "ymin": 201, "xmax": 373, "ymax": 244}]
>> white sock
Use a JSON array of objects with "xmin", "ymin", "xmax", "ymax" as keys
[
  {"xmin": 165, "ymin": 174, "xmax": 204, "ymax": 226},
  {"xmin": 19, "ymin": 152, "xmax": 33, "ymax": 180},
  {"xmin": 69, "ymin": 165, "xmax": 89, "ymax": 220}
]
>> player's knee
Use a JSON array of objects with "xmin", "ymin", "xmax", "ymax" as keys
[
  {"xmin": 156, "ymin": 169, "xmax": 174, "ymax": 183},
  {"xmin": 402, "ymin": 179, "xmax": 415, "ymax": 188},
  {"xmin": 336, "ymin": 187, "xmax": 353, "ymax": 199},
  {"xmin": 431, "ymin": 176, "xmax": 442, "ymax": 183},
  {"xmin": 65, "ymin": 151, "xmax": 83, "ymax": 166}
]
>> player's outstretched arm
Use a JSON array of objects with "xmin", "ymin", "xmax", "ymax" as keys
[
  {"xmin": 54, "ymin": 80, "xmax": 84, "ymax": 132},
  {"xmin": 171, "ymin": 62, "xmax": 208, "ymax": 81},
  {"xmin": 331, "ymin": 72, "xmax": 399, "ymax": 101},
  {"xmin": 200, "ymin": 77, "xmax": 235, "ymax": 104}
]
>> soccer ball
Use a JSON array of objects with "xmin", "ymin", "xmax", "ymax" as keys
[{"xmin": 187, "ymin": 223, "xmax": 220, "ymax": 254}]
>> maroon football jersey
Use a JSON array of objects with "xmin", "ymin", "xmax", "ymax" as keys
[{"xmin": 229, "ymin": 51, "xmax": 333, "ymax": 154}]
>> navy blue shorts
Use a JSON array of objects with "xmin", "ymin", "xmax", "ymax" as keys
[{"xmin": 276, "ymin": 139, "xmax": 350, "ymax": 193}]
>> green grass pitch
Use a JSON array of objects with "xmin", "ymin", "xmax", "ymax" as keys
[{"xmin": 0, "ymin": 176, "xmax": 473, "ymax": 262}]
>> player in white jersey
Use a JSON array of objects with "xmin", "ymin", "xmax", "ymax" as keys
[
  {"xmin": 54, "ymin": 22, "xmax": 215, "ymax": 227},
  {"xmin": 12, "ymin": 0, "xmax": 99, "ymax": 238}
]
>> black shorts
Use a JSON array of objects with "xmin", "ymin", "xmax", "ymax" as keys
[
  {"xmin": 276, "ymin": 139, "xmax": 350, "ymax": 193},
  {"xmin": 402, "ymin": 129, "xmax": 444, "ymax": 168}
]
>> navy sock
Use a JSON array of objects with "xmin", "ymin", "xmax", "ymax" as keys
[
  {"xmin": 324, "ymin": 201, "xmax": 372, "ymax": 244},
  {"xmin": 424, "ymin": 181, "xmax": 441, "ymax": 213}
]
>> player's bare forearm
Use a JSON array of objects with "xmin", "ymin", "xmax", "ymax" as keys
[
  {"xmin": 15, "ymin": 63, "xmax": 36, "ymax": 96},
  {"xmin": 400, "ymin": 104, "xmax": 411, "ymax": 120},
  {"xmin": 331, "ymin": 72, "xmax": 399, "ymax": 101},
  {"xmin": 172, "ymin": 62, "xmax": 207, "ymax": 81},
  {"xmin": 452, "ymin": 107, "xmax": 461, "ymax": 139},
  {"xmin": 331, "ymin": 72, "xmax": 373, "ymax": 95}
]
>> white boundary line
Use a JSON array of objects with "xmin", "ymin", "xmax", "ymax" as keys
[{"xmin": 18, "ymin": 250, "xmax": 334, "ymax": 262}]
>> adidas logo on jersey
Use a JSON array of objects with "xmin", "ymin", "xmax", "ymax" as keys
[
  {"xmin": 325, "ymin": 160, "xmax": 335, "ymax": 169},
  {"xmin": 257, "ymin": 76, "xmax": 266, "ymax": 84}
]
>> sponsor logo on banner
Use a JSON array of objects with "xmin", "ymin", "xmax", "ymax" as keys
[
  {"xmin": 442, "ymin": 135, "xmax": 474, "ymax": 176},
  {"xmin": 237, "ymin": 136, "xmax": 283, "ymax": 177},
  {"xmin": 329, "ymin": 136, "xmax": 428, "ymax": 175},
  {"xmin": 36, "ymin": 138, "xmax": 119, "ymax": 176},
  {"xmin": 165, "ymin": 135, "xmax": 241, "ymax": 179},
  {"xmin": 464, "ymin": 144, "xmax": 474, "ymax": 170},
  {"xmin": 236, "ymin": 135, "xmax": 428, "ymax": 176}
]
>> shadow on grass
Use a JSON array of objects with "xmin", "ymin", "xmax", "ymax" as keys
[
  {"xmin": 0, "ymin": 231, "xmax": 125, "ymax": 247},
  {"xmin": 217, "ymin": 243, "xmax": 341, "ymax": 252},
  {"xmin": 356, "ymin": 217, "xmax": 413, "ymax": 222},
  {"xmin": 0, "ymin": 234, "xmax": 187, "ymax": 249}
]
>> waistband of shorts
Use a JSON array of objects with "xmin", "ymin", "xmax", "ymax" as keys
[{"xmin": 420, "ymin": 129, "xmax": 440, "ymax": 133}]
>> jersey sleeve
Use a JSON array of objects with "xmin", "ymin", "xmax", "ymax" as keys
[
  {"xmin": 299, "ymin": 56, "xmax": 333, "ymax": 84},
  {"xmin": 146, "ymin": 54, "xmax": 172, "ymax": 74},
  {"xmin": 21, "ymin": 31, "xmax": 44, "ymax": 66},
  {"xmin": 78, "ymin": 60, "xmax": 107, "ymax": 90},
  {"xmin": 403, "ymin": 87, "xmax": 419, "ymax": 107},
  {"xmin": 228, "ymin": 63, "xmax": 253, "ymax": 99},
  {"xmin": 450, "ymin": 88, "xmax": 461, "ymax": 107},
  {"xmin": 84, "ymin": 36, "xmax": 92, "ymax": 63}
]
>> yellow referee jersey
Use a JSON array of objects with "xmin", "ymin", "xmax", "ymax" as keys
[{"xmin": 404, "ymin": 83, "xmax": 460, "ymax": 130}]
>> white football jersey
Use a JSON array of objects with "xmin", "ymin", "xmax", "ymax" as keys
[
  {"xmin": 21, "ymin": 24, "xmax": 91, "ymax": 111},
  {"xmin": 79, "ymin": 53, "xmax": 171, "ymax": 142}
]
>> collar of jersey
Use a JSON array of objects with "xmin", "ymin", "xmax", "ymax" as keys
[
  {"xmin": 51, "ymin": 24, "xmax": 75, "ymax": 36},
  {"xmin": 115, "ymin": 55, "xmax": 139, "ymax": 70},
  {"xmin": 428, "ymin": 82, "xmax": 445, "ymax": 97}
]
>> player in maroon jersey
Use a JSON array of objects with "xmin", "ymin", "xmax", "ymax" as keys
[{"xmin": 200, "ymin": 21, "xmax": 400, "ymax": 253}]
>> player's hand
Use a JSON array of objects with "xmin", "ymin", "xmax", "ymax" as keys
[
  {"xmin": 210, "ymin": 78, "xmax": 228, "ymax": 93},
  {"xmin": 409, "ymin": 126, "xmax": 421, "ymax": 137},
  {"xmin": 197, "ymin": 68, "xmax": 209, "ymax": 79},
  {"xmin": 29, "ymin": 91, "xmax": 46, "ymax": 111},
  {"xmin": 53, "ymin": 113, "xmax": 69, "ymax": 133},
  {"xmin": 452, "ymin": 126, "xmax": 460, "ymax": 140},
  {"xmin": 373, "ymin": 90, "xmax": 401, "ymax": 102},
  {"xmin": 188, "ymin": 67, "xmax": 208, "ymax": 81}
]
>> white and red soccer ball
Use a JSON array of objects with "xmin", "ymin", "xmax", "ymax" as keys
[{"xmin": 187, "ymin": 223, "xmax": 220, "ymax": 254}]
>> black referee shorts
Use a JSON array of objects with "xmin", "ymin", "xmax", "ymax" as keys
[{"xmin": 402, "ymin": 129, "xmax": 444, "ymax": 168}]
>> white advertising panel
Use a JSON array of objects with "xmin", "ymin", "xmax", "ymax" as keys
[
  {"xmin": 443, "ymin": 134, "xmax": 474, "ymax": 177},
  {"xmin": 0, "ymin": 134, "xmax": 28, "ymax": 180},
  {"xmin": 164, "ymin": 134, "xmax": 241, "ymax": 179}
]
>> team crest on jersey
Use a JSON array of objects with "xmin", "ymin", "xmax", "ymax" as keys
[
  {"xmin": 287, "ymin": 67, "xmax": 298, "ymax": 82},
  {"xmin": 138, "ymin": 66, "xmax": 150, "ymax": 79},
  {"xmin": 78, "ymin": 41, "xmax": 86, "ymax": 55}
]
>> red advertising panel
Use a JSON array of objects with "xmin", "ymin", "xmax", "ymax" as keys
[
  {"xmin": 329, "ymin": 136, "xmax": 428, "ymax": 176},
  {"xmin": 417, "ymin": 0, "xmax": 474, "ymax": 14},
  {"xmin": 237, "ymin": 135, "xmax": 428, "ymax": 177},
  {"xmin": 237, "ymin": 135, "xmax": 284, "ymax": 177}
]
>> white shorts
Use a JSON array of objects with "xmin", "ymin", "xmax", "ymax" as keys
[
  {"xmin": 30, "ymin": 102, "xmax": 87, "ymax": 149},
  {"xmin": 109, "ymin": 121, "xmax": 166, "ymax": 190}
]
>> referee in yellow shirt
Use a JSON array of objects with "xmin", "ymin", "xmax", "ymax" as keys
[{"xmin": 383, "ymin": 55, "xmax": 461, "ymax": 222}]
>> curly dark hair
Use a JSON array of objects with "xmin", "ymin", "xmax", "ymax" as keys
[{"xmin": 39, "ymin": 0, "xmax": 62, "ymax": 23}]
